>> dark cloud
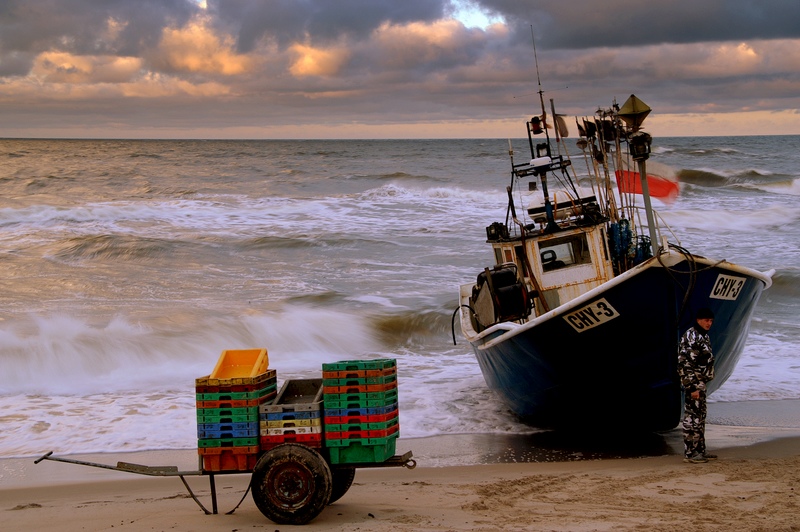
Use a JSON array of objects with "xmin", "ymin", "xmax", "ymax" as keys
[
  {"xmin": 0, "ymin": 0, "xmax": 197, "ymax": 56},
  {"xmin": 209, "ymin": 0, "xmax": 446, "ymax": 52},
  {"xmin": 0, "ymin": 50, "xmax": 32, "ymax": 76},
  {"xmin": 478, "ymin": 0, "xmax": 800, "ymax": 49}
]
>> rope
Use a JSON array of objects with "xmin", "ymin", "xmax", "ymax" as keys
[
  {"xmin": 451, "ymin": 305, "xmax": 473, "ymax": 345},
  {"xmin": 225, "ymin": 480, "xmax": 253, "ymax": 515}
]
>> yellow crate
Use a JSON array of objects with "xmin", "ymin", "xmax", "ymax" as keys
[
  {"xmin": 210, "ymin": 348, "xmax": 269, "ymax": 379},
  {"xmin": 260, "ymin": 418, "xmax": 321, "ymax": 430}
]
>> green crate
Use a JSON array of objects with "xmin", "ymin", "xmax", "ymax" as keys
[
  {"xmin": 197, "ymin": 436, "xmax": 259, "ymax": 448},
  {"xmin": 325, "ymin": 434, "xmax": 397, "ymax": 464},
  {"xmin": 322, "ymin": 397, "xmax": 395, "ymax": 409},
  {"xmin": 196, "ymin": 406, "xmax": 259, "ymax": 424},
  {"xmin": 323, "ymin": 389, "xmax": 398, "ymax": 408},
  {"xmin": 196, "ymin": 407, "xmax": 254, "ymax": 417},
  {"xmin": 322, "ymin": 358, "xmax": 396, "ymax": 372},
  {"xmin": 324, "ymin": 417, "xmax": 399, "ymax": 433},
  {"xmin": 196, "ymin": 383, "xmax": 277, "ymax": 401}
]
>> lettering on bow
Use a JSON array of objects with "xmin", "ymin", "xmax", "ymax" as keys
[
  {"xmin": 710, "ymin": 274, "xmax": 746, "ymax": 301},
  {"xmin": 563, "ymin": 298, "xmax": 619, "ymax": 332}
]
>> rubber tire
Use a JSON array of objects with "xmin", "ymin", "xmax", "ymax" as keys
[
  {"xmin": 251, "ymin": 444, "xmax": 333, "ymax": 525},
  {"xmin": 328, "ymin": 467, "xmax": 356, "ymax": 504}
]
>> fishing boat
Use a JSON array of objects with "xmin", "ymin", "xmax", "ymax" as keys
[{"xmin": 457, "ymin": 94, "xmax": 774, "ymax": 431}]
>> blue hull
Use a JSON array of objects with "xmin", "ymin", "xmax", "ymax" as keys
[{"xmin": 466, "ymin": 259, "xmax": 770, "ymax": 431}]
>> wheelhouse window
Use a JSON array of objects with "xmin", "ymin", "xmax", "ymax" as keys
[
  {"xmin": 492, "ymin": 246, "xmax": 514, "ymax": 265},
  {"xmin": 539, "ymin": 233, "xmax": 591, "ymax": 271}
]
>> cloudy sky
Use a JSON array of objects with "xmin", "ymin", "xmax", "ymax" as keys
[{"xmin": 1, "ymin": 0, "xmax": 798, "ymax": 138}]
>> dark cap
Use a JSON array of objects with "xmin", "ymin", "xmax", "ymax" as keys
[{"xmin": 696, "ymin": 308, "xmax": 714, "ymax": 320}]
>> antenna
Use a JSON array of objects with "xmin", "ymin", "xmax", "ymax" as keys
[
  {"xmin": 530, "ymin": 25, "xmax": 543, "ymax": 92},
  {"xmin": 529, "ymin": 25, "xmax": 550, "ymax": 146}
]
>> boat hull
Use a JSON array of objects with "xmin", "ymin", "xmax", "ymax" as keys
[{"xmin": 460, "ymin": 255, "xmax": 771, "ymax": 432}]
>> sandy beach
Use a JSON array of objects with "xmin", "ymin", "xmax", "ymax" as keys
[
  {"xmin": 6, "ymin": 391, "xmax": 800, "ymax": 532},
  {"xmin": 4, "ymin": 408, "xmax": 800, "ymax": 532}
]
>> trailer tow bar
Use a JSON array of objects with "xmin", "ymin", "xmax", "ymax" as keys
[{"xmin": 35, "ymin": 451, "xmax": 215, "ymax": 514}]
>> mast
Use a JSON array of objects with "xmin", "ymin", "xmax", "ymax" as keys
[
  {"xmin": 618, "ymin": 94, "xmax": 658, "ymax": 257},
  {"xmin": 529, "ymin": 26, "xmax": 559, "ymax": 233}
]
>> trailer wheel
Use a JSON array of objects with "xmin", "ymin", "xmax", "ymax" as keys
[
  {"xmin": 328, "ymin": 467, "xmax": 356, "ymax": 504},
  {"xmin": 250, "ymin": 444, "xmax": 332, "ymax": 525}
]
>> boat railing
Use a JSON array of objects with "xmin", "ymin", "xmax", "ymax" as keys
[{"xmin": 628, "ymin": 205, "xmax": 681, "ymax": 249}]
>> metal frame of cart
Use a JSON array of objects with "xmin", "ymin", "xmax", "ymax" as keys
[{"xmin": 35, "ymin": 446, "xmax": 415, "ymax": 525}]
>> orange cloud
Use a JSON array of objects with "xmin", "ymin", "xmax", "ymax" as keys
[
  {"xmin": 545, "ymin": 39, "xmax": 800, "ymax": 85},
  {"xmin": 156, "ymin": 18, "xmax": 254, "ymax": 75},
  {"xmin": 119, "ymin": 75, "xmax": 231, "ymax": 98},
  {"xmin": 9, "ymin": 57, "xmax": 230, "ymax": 101},
  {"xmin": 378, "ymin": 19, "xmax": 464, "ymax": 48},
  {"xmin": 289, "ymin": 43, "xmax": 351, "ymax": 77},
  {"xmin": 372, "ymin": 19, "xmax": 488, "ymax": 69},
  {"xmin": 31, "ymin": 52, "xmax": 143, "ymax": 84}
]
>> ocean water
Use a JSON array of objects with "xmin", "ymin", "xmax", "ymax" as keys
[{"xmin": 0, "ymin": 135, "xmax": 798, "ymax": 459}]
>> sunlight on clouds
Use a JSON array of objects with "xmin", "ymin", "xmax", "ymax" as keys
[
  {"xmin": 9, "ymin": 15, "xmax": 253, "ymax": 101},
  {"xmin": 378, "ymin": 19, "xmax": 464, "ymax": 48},
  {"xmin": 692, "ymin": 42, "xmax": 761, "ymax": 76},
  {"xmin": 289, "ymin": 44, "xmax": 351, "ymax": 77},
  {"xmin": 157, "ymin": 18, "xmax": 253, "ymax": 75},
  {"xmin": 31, "ymin": 52, "xmax": 143, "ymax": 83},
  {"xmin": 12, "ymin": 54, "xmax": 230, "ymax": 100},
  {"xmin": 294, "ymin": 89, "xmax": 365, "ymax": 100},
  {"xmin": 103, "ymin": 17, "xmax": 127, "ymax": 42},
  {"xmin": 735, "ymin": 42, "xmax": 757, "ymax": 58},
  {"xmin": 2, "ymin": 73, "xmax": 231, "ymax": 101},
  {"xmin": 372, "ymin": 19, "xmax": 487, "ymax": 68},
  {"xmin": 449, "ymin": 0, "xmax": 504, "ymax": 29},
  {"xmin": 659, "ymin": 40, "xmax": 799, "ymax": 79},
  {"xmin": 120, "ymin": 75, "xmax": 230, "ymax": 98},
  {"xmin": 545, "ymin": 39, "xmax": 799, "ymax": 85}
]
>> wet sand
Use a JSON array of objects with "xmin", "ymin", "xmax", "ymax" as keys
[{"xmin": 3, "ymin": 399, "xmax": 800, "ymax": 531}]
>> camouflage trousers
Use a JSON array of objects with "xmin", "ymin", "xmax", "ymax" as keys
[{"xmin": 682, "ymin": 389, "xmax": 707, "ymax": 458}]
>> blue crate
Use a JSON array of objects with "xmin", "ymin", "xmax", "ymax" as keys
[{"xmin": 197, "ymin": 421, "xmax": 259, "ymax": 439}]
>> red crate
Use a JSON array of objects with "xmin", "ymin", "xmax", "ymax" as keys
[
  {"xmin": 199, "ymin": 446, "xmax": 259, "ymax": 472},
  {"xmin": 196, "ymin": 382, "xmax": 271, "ymax": 393},
  {"xmin": 260, "ymin": 433, "xmax": 323, "ymax": 451},
  {"xmin": 323, "ymin": 381, "xmax": 397, "ymax": 395},
  {"xmin": 322, "ymin": 367, "xmax": 396, "ymax": 380},
  {"xmin": 196, "ymin": 392, "xmax": 277, "ymax": 409},
  {"xmin": 324, "ymin": 409, "xmax": 398, "ymax": 426}
]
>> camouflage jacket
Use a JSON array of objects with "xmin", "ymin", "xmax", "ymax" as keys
[{"xmin": 678, "ymin": 324, "xmax": 715, "ymax": 392}]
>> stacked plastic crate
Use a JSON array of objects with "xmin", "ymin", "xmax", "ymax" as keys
[
  {"xmin": 196, "ymin": 348, "xmax": 277, "ymax": 472},
  {"xmin": 321, "ymin": 358, "xmax": 399, "ymax": 464},
  {"xmin": 259, "ymin": 378, "xmax": 324, "ymax": 451}
]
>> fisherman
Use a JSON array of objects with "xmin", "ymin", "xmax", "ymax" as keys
[{"xmin": 678, "ymin": 307, "xmax": 717, "ymax": 463}]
